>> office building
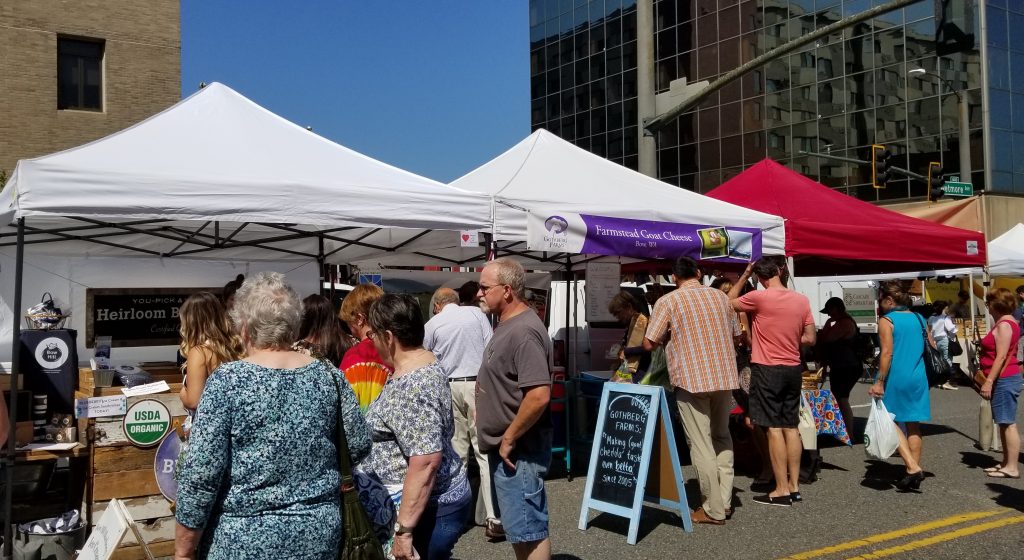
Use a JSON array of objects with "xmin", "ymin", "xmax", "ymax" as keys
[
  {"xmin": 0, "ymin": 0, "xmax": 181, "ymax": 176},
  {"xmin": 530, "ymin": 0, "xmax": 1024, "ymax": 234}
]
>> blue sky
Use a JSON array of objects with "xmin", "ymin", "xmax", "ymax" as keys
[{"xmin": 181, "ymin": 2, "xmax": 529, "ymax": 183}]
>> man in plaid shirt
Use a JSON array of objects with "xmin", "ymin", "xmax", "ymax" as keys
[{"xmin": 644, "ymin": 256, "xmax": 741, "ymax": 525}]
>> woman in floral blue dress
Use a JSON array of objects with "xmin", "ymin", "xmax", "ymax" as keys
[{"xmin": 174, "ymin": 272, "xmax": 371, "ymax": 560}]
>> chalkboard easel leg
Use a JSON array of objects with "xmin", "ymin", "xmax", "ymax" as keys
[{"xmin": 626, "ymin": 517, "xmax": 640, "ymax": 545}]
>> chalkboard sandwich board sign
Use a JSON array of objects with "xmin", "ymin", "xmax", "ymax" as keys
[{"xmin": 578, "ymin": 383, "xmax": 692, "ymax": 545}]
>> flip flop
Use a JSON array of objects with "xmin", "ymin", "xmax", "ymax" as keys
[
  {"xmin": 985, "ymin": 469, "xmax": 1021, "ymax": 479},
  {"xmin": 983, "ymin": 466, "xmax": 1003, "ymax": 473}
]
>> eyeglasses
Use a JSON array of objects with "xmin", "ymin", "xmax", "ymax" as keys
[{"xmin": 477, "ymin": 283, "xmax": 505, "ymax": 294}]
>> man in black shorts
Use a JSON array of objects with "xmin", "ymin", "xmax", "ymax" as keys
[{"xmin": 729, "ymin": 256, "xmax": 816, "ymax": 507}]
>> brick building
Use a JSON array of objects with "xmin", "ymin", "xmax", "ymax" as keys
[{"xmin": 0, "ymin": 0, "xmax": 180, "ymax": 176}]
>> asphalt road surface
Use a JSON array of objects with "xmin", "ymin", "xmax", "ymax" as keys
[{"xmin": 453, "ymin": 380, "xmax": 1023, "ymax": 560}]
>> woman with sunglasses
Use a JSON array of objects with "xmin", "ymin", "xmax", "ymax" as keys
[
  {"xmin": 868, "ymin": 281, "xmax": 931, "ymax": 491},
  {"xmin": 362, "ymin": 294, "xmax": 472, "ymax": 560}
]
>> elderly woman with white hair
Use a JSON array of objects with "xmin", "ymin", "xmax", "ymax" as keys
[{"xmin": 174, "ymin": 272, "xmax": 370, "ymax": 560}]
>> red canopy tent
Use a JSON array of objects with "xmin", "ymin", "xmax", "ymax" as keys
[{"xmin": 706, "ymin": 159, "xmax": 986, "ymax": 276}]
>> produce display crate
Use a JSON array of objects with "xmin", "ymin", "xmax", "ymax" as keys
[{"xmin": 77, "ymin": 364, "xmax": 185, "ymax": 560}]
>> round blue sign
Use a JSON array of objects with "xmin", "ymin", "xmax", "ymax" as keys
[{"xmin": 153, "ymin": 430, "xmax": 181, "ymax": 502}]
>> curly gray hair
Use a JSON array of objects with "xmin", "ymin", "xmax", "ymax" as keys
[{"xmin": 229, "ymin": 271, "xmax": 302, "ymax": 350}]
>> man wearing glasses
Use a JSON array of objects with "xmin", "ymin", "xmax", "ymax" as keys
[{"xmin": 475, "ymin": 258, "xmax": 553, "ymax": 560}]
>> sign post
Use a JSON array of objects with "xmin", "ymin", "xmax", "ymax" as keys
[{"xmin": 578, "ymin": 383, "xmax": 691, "ymax": 544}]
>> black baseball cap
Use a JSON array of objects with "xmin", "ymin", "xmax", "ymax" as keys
[{"xmin": 820, "ymin": 297, "xmax": 845, "ymax": 313}]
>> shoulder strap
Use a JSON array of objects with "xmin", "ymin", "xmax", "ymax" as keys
[{"xmin": 332, "ymin": 369, "xmax": 355, "ymax": 488}]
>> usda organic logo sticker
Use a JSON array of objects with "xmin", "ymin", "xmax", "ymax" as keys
[{"xmin": 123, "ymin": 399, "xmax": 171, "ymax": 447}]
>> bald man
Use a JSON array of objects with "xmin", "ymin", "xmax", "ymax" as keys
[{"xmin": 424, "ymin": 287, "xmax": 501, "ymax": 535}]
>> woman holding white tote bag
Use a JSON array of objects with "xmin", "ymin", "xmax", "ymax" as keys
[{"xmin": 867, "ymin": 281, "xmax": 929, "ymax": 492}]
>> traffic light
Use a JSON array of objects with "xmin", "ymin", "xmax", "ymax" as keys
[
  {"xmin": 927, "ymin": 162, "xmax": 944, "ymax": 201},
  {"xmin": 871, "ymin": 144, "xmax": 892, "ymax": 189}
]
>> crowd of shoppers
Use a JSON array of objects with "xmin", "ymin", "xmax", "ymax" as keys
[{"xmin": 172, "ymin": 255, "xmax": 1021, "ymax": 558}]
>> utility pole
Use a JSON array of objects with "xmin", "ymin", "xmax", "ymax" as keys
[
  {"xmin": 636, "ymin": 0, "xmax": 658, "ymax": 177},
  {"xmin": 908, "ymin": 67, "xmax": 972, "ymax": 184},
  {"xmin": 644, "ymin": 0, "xmax": 925, "ymax": 134}
]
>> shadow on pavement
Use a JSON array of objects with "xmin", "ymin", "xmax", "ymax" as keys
[
  {"xmin": 587, "ymin": 507, "xmax": 685, "ymax": 545},
  {"xmin": 860, "ymin": 459, "xmax": 902, "ymax": 490},
  {"xmin": 552, "ymin": 555, "xmax": 585, "ymax": 560},
  {"xmin": 985, "ymin": 483, "xmax": 1024, "ymax": 512},
  {"xmin": 960, "ymin": 450, "xmax": 1000, "ymax": 470},
  {"xmin": 918, "ymin": 422, "xmax": 957, "ymax": 437}
]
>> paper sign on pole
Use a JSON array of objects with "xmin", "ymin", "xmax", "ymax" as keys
[
  {"xmin": 584, "ymin": 262, "xmax": 621, "ymax": 323},
  {"xmin": 459, "ymin": 230, "xmax": 479, "ymax": 247}
]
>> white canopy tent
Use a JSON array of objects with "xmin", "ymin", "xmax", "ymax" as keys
[
  {"xmin": 988, "ymin": 223, "xmax": 1024, "ymax": 277},
  {"xmin": 0, "ymin": 83, "xmax": 497, "ymax": 550},
  {"xmin": 0, "ymin": 82, "xmax": 490, "ymax": 262},
  {"xmin": 351, "ymin": 129, "xmax": 786, "ymax": 270}
]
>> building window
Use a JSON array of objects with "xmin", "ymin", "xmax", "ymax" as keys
[{"xmin": 58, "ymin": 38, "xmax": 104, "ymax": 110}]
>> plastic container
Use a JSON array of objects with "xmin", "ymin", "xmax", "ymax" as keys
[
  {"xmin": 92, "ymin": 369, "xmax": 114, "ymax": 388},
  {"xmin": 579, "ymin": 370, "xmax": 614, "ymax": 398}
]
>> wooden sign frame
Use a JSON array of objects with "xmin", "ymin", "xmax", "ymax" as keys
[{"xmin": 578, "ymin": 383, "xmax": 692, "ymax": 544}]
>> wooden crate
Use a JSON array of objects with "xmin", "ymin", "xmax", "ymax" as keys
[
  {"xmin": 78, "ymin": 363, "xmax": 182, "ymax": 395},
  {"xmin": 78, "ymin": 374, "xmax": 186, "ymax": 560}
]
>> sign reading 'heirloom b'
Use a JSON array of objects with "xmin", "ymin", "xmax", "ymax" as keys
[
  {"xmin": 86, "ymin": 287, "xmax": 215, "ymax": 347},
  {"xmin": 579, "ymin": 383, "xmax": 692, "ymax": 545}
]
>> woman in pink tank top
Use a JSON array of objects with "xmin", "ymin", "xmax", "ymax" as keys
[{"xmin": 979, "ymin": 288, "xmax": 1022, "ymax": 479}]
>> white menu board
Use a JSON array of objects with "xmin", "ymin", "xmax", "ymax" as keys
[{"xmin": 585, "ymin": 262, "xmax": 622, "ymax": 323}]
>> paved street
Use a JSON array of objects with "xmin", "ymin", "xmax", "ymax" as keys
[{"xmin": 454, "ymin": 381, "xmax": 1024, "ymax": 559}]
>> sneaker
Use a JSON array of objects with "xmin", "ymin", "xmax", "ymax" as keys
[
  {"xmin": 940, "ymin": 382, "xmax": 958, "ymax": 390},
  {"xmin": 484, "ymin": 518, "xmax": 505, "ymax": 541},
  {"xmin": 752, "ymin": 494, "xmax": 792, "ymax": 507}
]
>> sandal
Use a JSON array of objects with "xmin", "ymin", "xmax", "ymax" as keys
[
  {"xmin": 985, "ymin": 469, "xmax": 1021, "ymax": 479},
  {"xmin": 983, "ymin": 466, "xmax": 1003, "ymax": 473}
]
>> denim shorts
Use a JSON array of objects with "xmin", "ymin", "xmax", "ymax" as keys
[
  {"xmin": 992, "ymin": 373, "xmax": 1022, "ymax": 425},
  {"xmin": 489, "ymin": 434, "xmax": 551, "ymax": 544}
]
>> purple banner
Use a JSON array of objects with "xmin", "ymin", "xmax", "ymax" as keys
[{"xmin": 578, "ymin": 214, "xmax": 762, "ymax": 263}]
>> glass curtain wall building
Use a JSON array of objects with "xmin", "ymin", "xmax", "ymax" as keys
[{"xmin": 529, "ymin": 0, "xmax": 1019, "ymax": 200}]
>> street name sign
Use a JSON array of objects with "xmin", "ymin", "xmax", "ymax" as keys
[{"xmin": 942, "ymin": 177, "xmax": 973, "ymax": 197}]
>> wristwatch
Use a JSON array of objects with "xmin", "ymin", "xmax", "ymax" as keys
[{"xmin": 394, "ymin": 521, "xmax": 415, "ymax": 535}]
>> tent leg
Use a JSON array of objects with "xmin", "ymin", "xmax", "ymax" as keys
[
  {"xmin": 317, "ymin": 235, "xmax": 326, "ymax": 296},
  {"xmin": 4, "ymin": 218, "xmax": 24, "ymax": 560}
]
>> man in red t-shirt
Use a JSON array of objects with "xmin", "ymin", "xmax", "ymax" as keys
[{"xmin": 729, "ymin": 256, "xmax": 815, "ymax": 507}]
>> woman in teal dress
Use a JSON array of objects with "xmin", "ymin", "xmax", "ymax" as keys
[
  {"xmin": 174, "ymin": 272, "xmax": 371, "ymax": 559},
  {"xmin": 869, "ymin": 281, "xmax": 932, "ymax": 491}
]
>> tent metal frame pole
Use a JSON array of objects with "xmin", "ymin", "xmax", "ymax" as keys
[
  {"xmin": 0, "ymin": 219, "xmax": 168, "ymax": 239},
  {"xmin": 222, "ymin": 222, "xmax": 250, "ymax": 243},
  {"xmin": 4, "ymin": 217, "xmax": 25, "ymax": 560},
  {"xmin": 68, "ymin": 218, "xmax": 216, "ymax": 248},
  {"xmin": 259, "ymin": 224, "xmax": 391, "ymax": 253},
  {"xmin": 317, "ymin": 235, "xmax": 326, "ymax": 296},
  {"xmin": 565, "ymin": 256, "xmax": 572, "ymax": 376},
  {"xmin": 1, "ymin": 228, "xmax": 163, "ymax": 255}
]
